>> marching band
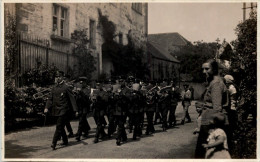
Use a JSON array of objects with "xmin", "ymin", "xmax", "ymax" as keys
[{"xmin": 44, "ymin": 71, "xmax": 184, "ymax": 149}]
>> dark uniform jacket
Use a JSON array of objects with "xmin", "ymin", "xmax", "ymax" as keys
[
  {"xmin": 145, "ymin": 85, "xmax": 158, "ymax": 112},
  {"xmin": 114, "ymin": 92, "xmax": 127, "ymax": 116},
  {"xmin": 169, "ymin": 89, "xmax": 181, "ymax": 106},
  {"xmin": 128, "ymin": 91, "xmax": 142, "ymax": 114},
  {"xmin": 76, "ymin": 87, "xmax": 91, "ymax": 114},
  {"xmin": 46, "ymin": 82, "xmax": 78, "ymax": 116}
]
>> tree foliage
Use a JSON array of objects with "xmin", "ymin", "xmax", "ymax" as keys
[
  {"xmin": 5, "ymin": 14, "xmax": 17, "ymax": 77},
  {"xmin": 230, "ymin": 10, "xmax": 257, "ymax": 158},
  {"xmin": 173, "ymin": 41, "xmax": 217, "ymax": 82},
  {"xmin": 71, "ymin": 29, "xmax": 96, "ymax": 82}
]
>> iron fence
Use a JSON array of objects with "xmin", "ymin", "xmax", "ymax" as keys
[{"xmin": 17, "ymin": 32, "xmax": 79, "ymax": 86}]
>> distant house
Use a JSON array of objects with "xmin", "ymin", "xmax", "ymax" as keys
[
  {"xmin": 148, "ymin": 32, "xmax": 189, "ymax": 58},
  {"xmin": 147, "ymin": 32, "xmax": 189, "ymax": 81}
]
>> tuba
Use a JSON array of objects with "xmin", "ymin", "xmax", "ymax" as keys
[
  {"xmin": 158, "ymin": 86, "xmax": 172, "ymax": 102},
  {"xmin": 146, "ymin": 86, "xmax": 159, "ymax": 105}
]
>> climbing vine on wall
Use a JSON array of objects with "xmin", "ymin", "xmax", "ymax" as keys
[{"xmin": 98, "ymin": 9, "xmax": 149, "ymax": 79}]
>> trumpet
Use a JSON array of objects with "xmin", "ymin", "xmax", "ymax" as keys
[{"xmin": 33, "ymin": 88, "xmax": 52, "ymax": 99}]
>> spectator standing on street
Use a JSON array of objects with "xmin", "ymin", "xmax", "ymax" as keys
[
  {"xmin": 195, "ymin": 59, "xmax": 229, "ymax": 158},
  {"xmin": 181, "ymin": 84, "xmax": 192, "ymax": 125},
  {"xmin": 44, "ymin": 71, "xmax": 78, "ymax": 150},
  {"xmin": 224, "ymin": 74, "xmax": 238, "ymax": 154}
]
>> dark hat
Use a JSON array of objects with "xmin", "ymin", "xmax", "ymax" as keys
[
  {"xmin": 78, "ymin": 76, "xmax": 87, "ymax": 81},
  {"xmin": 183, "ymin": 83, "xmax": 189, "ymax": 87},
  {"xmin": 55, "ymin": 70, "xmax": 64, "ymax": 77}
]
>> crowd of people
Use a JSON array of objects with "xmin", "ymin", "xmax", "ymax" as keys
[{"xmin": 43, "ymin": 59, "xmax": 238, "ymax": 159}]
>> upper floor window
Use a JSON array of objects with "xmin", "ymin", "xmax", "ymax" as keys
[
  {"xmin": 132, "ymin": 3, "xmax": 142, "ymax": 15},
  {"xmin": 89, "ymin": 19, "xmax": 96, "ymax": 48},
  {"xmin": 52, "ymin": 4, "xmax": 68, "ymax": 37}
]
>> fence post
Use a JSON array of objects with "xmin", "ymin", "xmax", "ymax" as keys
[
  {"xmin": 66, "ymin": 50, "xmax": 69, "ymax": 75},
  {"xmin": 46, "ymin": 40, "xmax": 50, "ymax": 67},
  {"xmin": 17, "ymin": 33, "xmax": 21, "ymax": 87}
]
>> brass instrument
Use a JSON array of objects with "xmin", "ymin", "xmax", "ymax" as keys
[
  {"xmin": 158, "ymin": 86, "xmax": 172, "ymax": 102},
  {"xmin": 33, "ymin": 88, "xmax": 52, "ymax": 99},
  {"xmin": 32, "ymin": 79, "xmax": 76, "ymax": 99},
  {"xmin": 146, "ymin": 86, "xmax": 159, "ymax": 105}
]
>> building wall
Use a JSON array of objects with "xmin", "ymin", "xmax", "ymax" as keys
[
  {"xmin": 5, "ymin": 3, "xmax": 148, "ymax": 79},
  {"xmin": 149, "ymin": 53, "xmax": 180, "ymax": 81}
]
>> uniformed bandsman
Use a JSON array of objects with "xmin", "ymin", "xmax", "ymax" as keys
[
  {"xmin": 158, "ymin": 81, "xmax": 171, "ymax": 131},
  {"xmin": 92, "ymin": 82, "xmax": 108, "ymax": 143},
  {"xmin": 168, "ymin": 81, "xmax": 182, "ymax": 127},
  {"xmin": 145, "ymin": 81, "xmax": 157, "ymax": 135},
  {"xmin": 75, "ymin": 78, "xmax": 91, "ymax": 141},
  {"xmin": 44, "ymin": 71, "xmax": 78, "ymax": 150},
  {"xmin": 114, "ymin": 89, "xmax": 128, "ymax": 146}
]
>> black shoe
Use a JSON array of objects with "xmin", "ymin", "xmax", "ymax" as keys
[
  {"xmin": 116, "ymin": 140, "xmax": 121, "ymax": 146},
  {"xmin": 94, "ymin": 138, "xmax": 99, "ymax": 143},
  {"xmin": 122, "ymin": 137, "xmax": 127, "ymax": 142},
  {"xmin": 133, "ymin": 136, "xmax": 137, "ymax": 140},
  {"xmin": 181, "ymin": 120, "xmax": 184, "ymax": 125},
  {"xmin": 187, "ymin": 119, "xmax": 191, "ymax": 123},
  {"xmin": 162, "ymin": 127, "xmax": 167, "ymax": 132},
  {"xmin": 75, "ymin": 136, "xmax": 81, "ymax": 141},
  {"xmin": 51, "ymin": 144, "xmax": 56, "ymax": 150},
  {"xmin": 83, "ymin": 133, "xmax": 88, "ymax": 138},
  {"xmin": 100, "ymin": 133, "xmax": 108, "ymax": 139},
  {"xmin": 67, "ymin": 133, "xmax": 74, "ymax": 138}
]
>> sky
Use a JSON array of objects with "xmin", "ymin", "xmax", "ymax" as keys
[{"xmin": 148, "ymin": 3, "xmax": 252, "ymax": 43}]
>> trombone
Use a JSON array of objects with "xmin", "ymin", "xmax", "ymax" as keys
[
  {"xmin": 33, "ymin": 88, "xmax": 52, "ymax": 99},
  {"xmin": 32, "ymin": 79, "xmax": 76, "ymax": 99}
]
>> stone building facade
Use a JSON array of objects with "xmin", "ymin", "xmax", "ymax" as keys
[{"xmin": 4, "ymin": 3, "xmax": 148, "ymax": 79}]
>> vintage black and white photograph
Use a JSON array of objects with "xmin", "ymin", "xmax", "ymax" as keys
[{"xmin": 3, "ymin": 1, "xmax": 257, "ymax": 160}]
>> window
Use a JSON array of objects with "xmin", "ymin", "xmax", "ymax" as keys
[
  {"xmin": 52, "ymin": 4, "xmax": 68, "ymax": 37},
  {"xmin": 89, "ymin": 20, "xmax": 96, "ymax": 48},
  {"xmin": 119, "ymin": 33, "xmax": 123, "ymax": 45},
  {"xmin": 132, "ymin": 3, "xmax": 142, "ymax": 15}
]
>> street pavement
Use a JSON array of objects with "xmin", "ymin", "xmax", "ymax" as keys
[{"xmin": 5, "ymin": 101, "xmax": 199, "ymax": 159}]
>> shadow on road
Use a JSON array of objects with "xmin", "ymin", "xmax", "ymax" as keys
[{"xmin": 5, "ymin": 140, "xmax": 45, "ymax": 158}]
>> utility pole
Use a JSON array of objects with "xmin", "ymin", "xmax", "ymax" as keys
[
  {"xmin": 242, "ymin": 2, "xmax": 257, "ymax": 21},
  {"xmin": 243, "ymin": 3, "xmax": 246, "ymax": 22},
  {"xmin": 215, "ymin": 38, "xmax": 220, "ymax": 60}
]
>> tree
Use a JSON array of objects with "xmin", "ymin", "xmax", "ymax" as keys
[
  {"xmin": 230, "ymin": 10, "xmax": 256, "ymax": 158},
  {"xmin": 5, "ymin": 14, "xmax": 17, "ymax": 85},
  {"xmin": 173, "ymin": 41, "xmax": 216, "ymax": 82},
  {"xmin": 71, "ymin": 29, "xmax": 96, "ymax": 82}
]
